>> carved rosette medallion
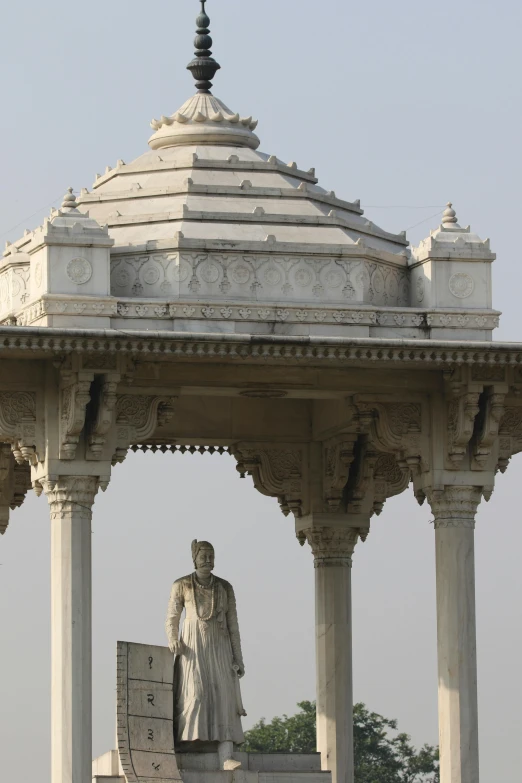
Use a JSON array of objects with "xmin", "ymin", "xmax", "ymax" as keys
[
  {"xmin": 67, "ymin": 257, "xmax": 93, "ymax": 285},
  {"xmin": 303, "ymin": 526, "xmax": 361, "ymax": 568},
  {"xmin": 449, "ymin": 272, "xmax": 474, "ymax": 299}
]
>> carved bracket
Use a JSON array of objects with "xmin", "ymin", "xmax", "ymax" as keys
[
  {"xmin": 323, "ymin": 436, "xmax": 357, "ymax": 512},
  {"xmin": 472, "ymin": 389, "xmax": 506, "ymax": 468},
  {"xmin": 232, "ymin": 442, "xmax": 304, "ymax": 517},
  {"xmin": 0, "ymin": 443, "xmax": 32, "ymax": 534},
  {"xmin": 354, "ymin": 400, "xmax": 424, "ymax": 476},
  {"xmin": 344, "ymin": 438, "xmax": 378, "ymax": 516},
  {"xmin": 0, "ymin": 391, "xmax": 38, "ymax": 465},
  {"xmin": 497, "ymin": 406, "xmax": 522, "ymax": 473},
  {"xmin": 372, "ymin": 452, "xmax": 410, "ymax": 515},
  {"xmin": 59, "ymin": 369, "xmax": 94, "ymax": 460},
  {"xmin": 87, "ymin": 373, "xmax": 121, "ymax": 460},
  {"xmin": 447, "ymin": 391, "xmax": 480, "ymax": 466},
  {"xmin": 113, "ymin": 394, "xmax": 176, "ymax": 464}
]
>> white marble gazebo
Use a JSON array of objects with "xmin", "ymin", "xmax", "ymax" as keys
[{"xmin": 1, "ymin": 4, "xmax": 519, "ymax": 783}]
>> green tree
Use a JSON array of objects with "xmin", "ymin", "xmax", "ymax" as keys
[{"xmin": 243, "ymin": 701, "xmax": 439, "ymax": 783}]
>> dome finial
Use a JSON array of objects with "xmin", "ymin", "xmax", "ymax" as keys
[
  {"xmin": 61, "ymin": 187, "xmax": 78, "ymax": 211},
  {"xmin": 187, "ymin": 0, "xmax": 221, "ymax": 94},
  {"xmin": 442, "ymin": 201, "xmax": 459, "ymax": 226}
]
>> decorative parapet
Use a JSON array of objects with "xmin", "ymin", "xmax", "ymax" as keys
[{"xmin": 109, "ymin": 251, "xmax": 410, "ymax": 307}]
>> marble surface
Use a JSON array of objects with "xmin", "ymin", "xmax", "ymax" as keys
[
  {"xmin": 0, "ymin": 99, "xmax": 498, "ymax": 340},
  {"xmin": 166, "ymin": 541, "xmax": 245, "ymax": 767},
  {"xmin": 46, "ymin": 476, "xmax": 98, "ymax": 783},
  {"xmin": 429, "ymin": 487, "xmax": 481, "ymax": 783}
]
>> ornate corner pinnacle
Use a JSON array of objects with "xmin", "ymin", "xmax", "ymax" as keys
[
  {"xmin": 303, "ymin": 526, "xmax": 363, "ymax": 567},
  {"xmin": 232, "ymin": 443, "xmax": 304, "ymax": 518}
]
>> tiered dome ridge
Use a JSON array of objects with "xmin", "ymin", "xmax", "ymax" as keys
[{"xmin": 75, "ymin": 141, "xmax": 408, "ymax": 256}]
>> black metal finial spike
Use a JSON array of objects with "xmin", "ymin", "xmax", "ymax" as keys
[{"xmin": 187, "ymin": 0, "xmax": 221, "ymax": 94}]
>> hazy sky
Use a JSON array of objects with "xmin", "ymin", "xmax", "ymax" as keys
[{"xmin": 1, "ymin": 1, "xmax": 522, "ymax": 782}]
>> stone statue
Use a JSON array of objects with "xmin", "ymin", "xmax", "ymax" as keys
[{"xmin": 165, "ymin": 539, "xmax": 246, "ymax": 770}]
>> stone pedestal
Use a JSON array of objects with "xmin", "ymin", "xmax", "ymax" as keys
[
  {"xmin": 428, "ymin": 487, "xmax": 482, "ymax": 783},
  {"xmin": 43, "ymin": 476, "xmax": 99, "ymax": 783},
  {"xmin": 303, "ymin": 526, "xmax": 361, "ymax": 783}
]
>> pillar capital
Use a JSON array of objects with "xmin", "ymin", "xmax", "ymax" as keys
[
  {"xmin": 426, "ymin": 485, "xmax": 482, "ymax": 529},
  {"xmin": 303, "ymin": 526, "xmax": 360, "ymax": 568},
  {"xmin": 41, "ymin": 475, "xmax": 101, "ymax": 520}
]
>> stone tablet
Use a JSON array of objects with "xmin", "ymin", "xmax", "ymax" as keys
[{"xmin": 117, "ymin": 641, "xmax": 181, "ymax": 783}]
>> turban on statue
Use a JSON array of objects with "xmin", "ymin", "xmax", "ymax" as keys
[{"xmin": 191, "ymin": 539, "xmax": 214, "ymax": 563}]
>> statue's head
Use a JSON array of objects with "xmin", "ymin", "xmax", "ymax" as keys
[{"xmin": 191, "ymin": 539, "xmax": 215, "ymax": 576}]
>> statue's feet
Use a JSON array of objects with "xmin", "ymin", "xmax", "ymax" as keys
[{"xmin": 223, "ymin": 759, "xmax": 242, "ymax": 771}]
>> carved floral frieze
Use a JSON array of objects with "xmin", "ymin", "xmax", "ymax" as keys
[
  {"xmin": 7, "ymin": 293, "xmax": 497, "ymax": 332},
  {"xmin": 109, "ymin": 252, "xmax": 411, "ymax": 308}
]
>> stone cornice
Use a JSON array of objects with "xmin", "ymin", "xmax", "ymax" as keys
[
  {"xmin": 0, "ymin": 325, "xmax": 520, "ymax": 366},
  {"xmin": 81, "ymin": 184, "xmax": 368, "ymax": 225},
  {"xmin": 89, "ymin": 155, "xmax": 320, "ymax": 190}
]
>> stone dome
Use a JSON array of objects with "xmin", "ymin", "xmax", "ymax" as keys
[
  {"xmin": 77, "ymin": 90, "xmax": 407, "ymax": 259},
  {"xmin": 0, "ymin": 2, "xmax": 498, "ymax": 340}
]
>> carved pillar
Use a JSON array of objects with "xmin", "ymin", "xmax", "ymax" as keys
[
  {"xmin": 42, "ymin": 476, "xmax": 99, "ymax": 783},
  {"xmin": 302, "ymin": 525, "xmax": 361, "ymax": 783},
  {"xmin": 427, "ymin": 486, "xmax": 482, "ymax": 783}
]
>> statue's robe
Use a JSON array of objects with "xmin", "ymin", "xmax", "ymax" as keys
[{"xmin": 166, "ymin": 573, "xmax": 245, "ymax": 744}]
